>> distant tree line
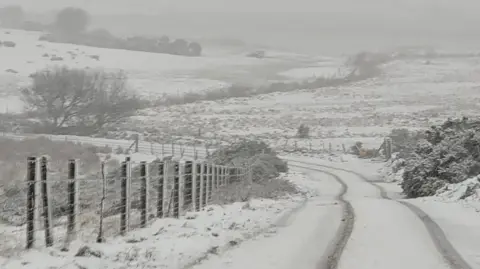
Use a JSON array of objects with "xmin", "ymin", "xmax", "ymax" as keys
[{"xmin": 0, "ymin": 5, "xmax": 202, "ymax": 56}]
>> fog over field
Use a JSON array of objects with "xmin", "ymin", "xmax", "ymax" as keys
[{"xmin": 3, "ymin": 0, "xmax": 480, "ymax": 54}]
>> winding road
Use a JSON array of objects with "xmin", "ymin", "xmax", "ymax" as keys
[
  {"xmin": 4, "ymin": 133, "xmax": 474, "ymax": 269},
  {"xmin": 286, "ymin": 158, "xmax": 473, "ymax": 269}
]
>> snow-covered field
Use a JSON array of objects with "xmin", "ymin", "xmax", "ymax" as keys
[
  {"xmin": 121, "ymin": 55, "xmax": 480, "ymax": 151},
  {"xmin": 0, "ymin": 29, "xmax": 340, "ymax": 113},
  {"xmin": 5, "ymin": 30, "xmax": 480, "ymax": 150}
]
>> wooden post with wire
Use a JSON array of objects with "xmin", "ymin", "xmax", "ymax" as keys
[
  {"xmin": 26, "ymin": 157, "xmax": 37, "ymax": 249},
  {"xmin": 62, "ymin": 159, "xmax": 79, "ymax": 250},
  {"xmin": 40, "ymin": 156, "xmax": 53, "ymax": 247},
  {"xmin": 140, "ymin": 161, "xmax": 149, "ymax": 227},
  {"xmin": 96, "ymin": 162, "xmax": 107, "ymax": 243}
]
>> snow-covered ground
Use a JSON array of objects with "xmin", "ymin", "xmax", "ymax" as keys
[
  {"xmin": 0, "ymin": 29, "xmax": 336, "ymax": 113},
  {"xmin": 320, "ymin": 155, "xmax": 480, "ymax": 268},
  {"xmin": 0, "ymin": 172, "xmax": 313, "ymax": 269},
  {"xmin": 5, "ymin": 30, "xmax": 480, "ymax": 151},
  {"xmin": 121, "ymin": 55, "xmax": 480, "ymax": 150}
]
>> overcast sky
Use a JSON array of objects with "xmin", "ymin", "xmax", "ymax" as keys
[{"xmin": 0, "ymin": 0, "xmax": 478, "ymax": 14}]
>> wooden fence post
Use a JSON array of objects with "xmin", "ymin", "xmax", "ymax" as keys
[
  {"xmin": 178, "ymin": 161, "xmax": 185, "ymax": 216},
  {"xmin": 40, "ymin": 156, "xmax": 53, "ymax": 247},
  {"xmin": 120, "ymin": 158, "xmax": 128, "ymax": 235},
  {"xmin": 184, "ymin": 161, "xmax": 193, "ymax": 209},
  {"xmin": 224, "ymin": 167, "xmax": 228, "ymax": 186},
  {"xmin": 140, "ymin": 161, "xmax": 148, "ymax": 228},
  {"xmin": 164, "ymin": 161, "xmax": 171, "ymax": 217},
  {"xmin": 219, "ymin": 166, "xmax": 223, "ymax": 187},
  {"xmin": 385, "ymin": 137, "xmax": 393, "ymax": 160},
  {"xmin": 134, "ymin": 134, "xmax": 139, "ymax": 153},
  {"xmin": 126, "ymin": 158, "xmax": 132, "ymax": 230},
  {"xmin": 156, "ymin": 161, "xmax": 165, "ymax": 218},
  {"xmin": 191, "ymin": 161, "xmax": 197, "ymax": 211},
  {"xmin": 202, "ymin": 163, "xmax": 208, "ymax": 207},
  {"xmin": 96, "ymin": 162, "xmax": 106, "ymax": 243},
  {"xmin": 232, "ymin": 167, "xmax": 237, "ymax": 182},
  {"xmin": 62, "ymin": 159, "xmax": 79, "ymax": 250},
  {"xmin": 26, "ymin": 157, "xmax": 37, "ymax": 249},
  {"xmin": 226, "ymin": 167, "xmax": 231, "ymax": 185},
  {"xmin": 198, "ymin": 163, "xmax": 204, "ymax": 211},
  {"xmin": 172, "ymin": 161, "xmax": 180, "ymax": 218},
  {"xmin": 208, "ymin": 164, "xmax": 213, "ymax": 201},
  {"xmin": 212, "ymin": 164, "xmax": 217, "ymax": 191},
  {"xmin": 217, "ymin": 166, "xmax": 221, "ymax": 188}
]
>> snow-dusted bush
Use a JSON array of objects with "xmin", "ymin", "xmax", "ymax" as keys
[
  {"xmin": 401, "ymin": 118, "xmax": 480, "ymax": 198},
  {"xmin": 208, "ymin": 140, "xmax": 288, "ymax": 180},
  {"xmin": 388, "ymin": 128, "xmax": 424, "ymax": 158},
  {"xmin": 208, "ymin": 140, "xmax": 295, "ymax": 203},
  {"xmin": 296, "ymin": 124, "xmax": 310, "ymax": 138}
]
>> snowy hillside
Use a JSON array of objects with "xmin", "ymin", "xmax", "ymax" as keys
[
  {"xmin": 122, "ymin": 56, "xmax": 480, "ymax": 150},
  {"xmin": 0, "ymin": 29, "xmax": 343, "ymax": 113}
]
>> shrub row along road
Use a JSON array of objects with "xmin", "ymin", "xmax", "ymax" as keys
[{"xmin": 286, "ymin": 158, "xmax": 472, "ymax": 269}]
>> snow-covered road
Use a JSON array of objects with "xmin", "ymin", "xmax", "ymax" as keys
[
  {"xmin": 191, "ymin": 159, "xmax": 473, "ymax": 269},
  {"xmin": 3, "ymin": 133, "xmax": 477, "ymax": 269},
  {"xmin": 190, "ymin": 166, "xmax": 343, "ymax": 269}
]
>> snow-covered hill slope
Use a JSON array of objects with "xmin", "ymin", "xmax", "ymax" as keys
[{"xmin": 0, "ymin": 29, "xmax": 344, "ymax": 113}]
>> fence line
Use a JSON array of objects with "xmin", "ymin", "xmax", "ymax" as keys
[
  {"xmin": 2, "ymin": 133, "xmax": 350, "ymax": 159},
  {"xmin": 0, "ymin": 136, "xmax": 389, "ymax": 254},
  {"xmin": 3, "ymin": 156, "xmax": 248, "ymax": 252}
]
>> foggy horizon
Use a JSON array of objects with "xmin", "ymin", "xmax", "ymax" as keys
[{"xmin": 2, "ymin": 0, "xmax": 480, "ymax": 54}]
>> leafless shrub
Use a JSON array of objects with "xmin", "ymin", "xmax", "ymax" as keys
[{"xmin": 21, "ymin": 67, "xmax": 142, "ymax": 135}]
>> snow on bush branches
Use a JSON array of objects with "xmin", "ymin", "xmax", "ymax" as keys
[
  {"xmin": 389, "ymin": 118, "xmax": 480, "ymax": 198},
  {"xmin": 207, "ymin": 140, "xmax": 296, "ymax": 204}
]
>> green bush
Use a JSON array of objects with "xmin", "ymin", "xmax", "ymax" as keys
[
  {"xmin": 401, "ymin": 118, "xmax": 480, "ymax": 198},
  {"xmin": 207, "ymin": 139, "xmax": 296, "ymax": 205},
  {"xmin": 208, "ymin": 139, "xmax": 288, "ymax": 183}
]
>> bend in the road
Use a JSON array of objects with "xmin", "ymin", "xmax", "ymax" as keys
[{"xmin": 287, "ymin": 158, "xmax": 473, "ymax": 269}]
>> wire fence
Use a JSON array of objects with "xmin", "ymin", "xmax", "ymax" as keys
[
  {"xmin": 0, "ymin": 156, "xmax": 249, "ymax": 254},
  {"xmin": 0, "ymin": 133, "xmax": 388, "ymax": 255},
  {"xmin": 2, "ymin": 133, "xmax": 353, "ymax": 158}
]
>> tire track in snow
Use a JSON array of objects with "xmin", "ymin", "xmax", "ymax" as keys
[
  {"xmin": 289, "ymin": 164, "xmax": 355, "ymax": 269},
  {"xmin": 286, "ymin": 158, "xmax": 473, "ymax": 269}
]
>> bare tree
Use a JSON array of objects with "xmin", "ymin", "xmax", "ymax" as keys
[
  {"xmin": 188, "ymin": 42, "xmax": 202, "ymax": 56},
  {"xmin": 21, "ymin": 67, "xmax": 141, "ymax": 135},
  {"xmin": 54, "ymin": 7, "xmax": 90, "ymax": 36}
]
